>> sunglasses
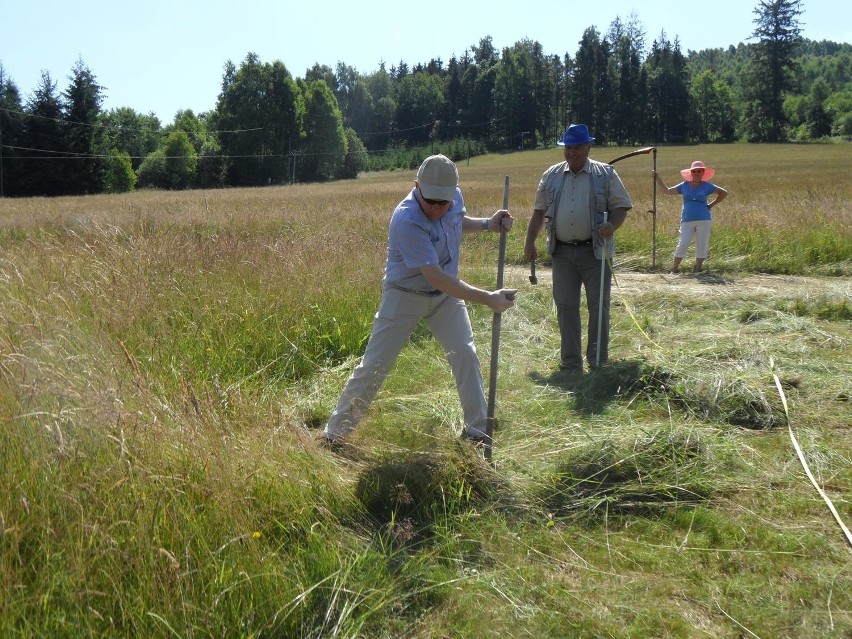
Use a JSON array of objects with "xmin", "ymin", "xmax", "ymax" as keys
[
  {"xmin": 691, "ymin": 169, "xmax": 705, "ymax": 173},
  {"xmin": 422, "ymin": 196, "xmax": 451, "ymax": 206}
]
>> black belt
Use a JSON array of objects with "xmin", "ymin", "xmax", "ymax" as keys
[
  {"xmin": 389, "ymin": 284, "xmax": 444, "ymax": 297},
  {"xmin": 557, "ymin": 239, "xmax": 592, "ymax": 246}
]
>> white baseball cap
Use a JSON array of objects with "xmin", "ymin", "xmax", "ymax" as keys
[{"xmin": 416, "ymin": 154, "xmax": 459, "ymax": 201}]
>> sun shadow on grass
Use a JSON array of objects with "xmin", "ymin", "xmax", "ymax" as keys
[
  {"xmin": 529, "ymin": 359, "xmax": 652, "ymax": 415},
  {"xmin": 692, "ymin": 270, "xmax": 735, "ymax": 285},
  {"xmin": 529, "ymin": 358, "xmax": 784, "ymax": 428}
]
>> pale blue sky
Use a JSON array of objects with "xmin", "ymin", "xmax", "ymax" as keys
[{"xmin": 1, "ymin": 0, "xmax": 848, "ymax": 123}]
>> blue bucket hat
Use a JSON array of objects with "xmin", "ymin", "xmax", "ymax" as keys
[{"xmin": 557, "ymin": 124, "xmax": 595, "ymax": 146}]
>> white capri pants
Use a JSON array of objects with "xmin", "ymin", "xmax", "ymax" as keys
[{"xmin": 675, "ymin": 220, "xmax": 712, "ymax": 259}]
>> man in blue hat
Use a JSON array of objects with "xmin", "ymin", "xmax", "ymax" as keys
[{"xmin": 524, "ymin": 124, "xmax": 633, "ymax": 373}]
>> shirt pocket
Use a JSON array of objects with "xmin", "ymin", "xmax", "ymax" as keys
[
  {"xmin": 594, "ymin": 186, "xmax": 608, "ymax": 213},
  {"xmin": 543, "ymin": 187, "xmax": 556, "ymax": 220}
]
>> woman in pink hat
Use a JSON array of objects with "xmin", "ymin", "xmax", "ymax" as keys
[{"xmin": 653, "ymin": 160, "xmax": 728, "ymax": 273}]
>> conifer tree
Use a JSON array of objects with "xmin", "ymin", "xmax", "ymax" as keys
[
  {"xmin": 743, "ymin": 0, "xmax": 804, "ymax": 141},
  {"xmin": 62, "ymin": 58, "xmax": 103, "ymax": 194}
]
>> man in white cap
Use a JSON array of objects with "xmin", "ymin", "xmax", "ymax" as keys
[
  {"xmin": 323, "ymin": 154, "xmax": 516, "ymax": 447},
  {"xmin": 524, "ymin": 124, "xmax": 633, "ymax": 373}
]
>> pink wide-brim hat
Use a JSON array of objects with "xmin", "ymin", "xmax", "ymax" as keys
[{"xmin": 681, "ymin": 160, "xmax": 716, "ymax": 181}]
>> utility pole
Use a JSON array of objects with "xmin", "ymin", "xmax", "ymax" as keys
[
  {"xmin": 289, "ymin": 150, "xmax": 299, "ymax": 185},
  {"xmin": 0, "ymin": 114, "xmax": 4, "ymax": 197}
]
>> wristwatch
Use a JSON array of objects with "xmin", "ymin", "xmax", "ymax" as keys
[{"xmin": 481, "ymin": 218, "xmax": 489, "ymax": 231}]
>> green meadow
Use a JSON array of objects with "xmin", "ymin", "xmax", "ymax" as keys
[{"xmin": 1, "ymin": 143, "xmax": 850, "ymax": 638}]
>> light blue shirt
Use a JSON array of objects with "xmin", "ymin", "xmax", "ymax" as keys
[
  {"xmin": 675, "ymin": 181, "xmax": 717, "ymax": 222},
  {"xmin": 383, "ymin": 187, "xmax": 465, "ymax": 292}
]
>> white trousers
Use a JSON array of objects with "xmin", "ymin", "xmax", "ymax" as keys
[
  {"xmin": 675, "ymin": 220, "xmax": 712, "ymax": 259},
  {"xmin": 324, "ymin": 286, "xmax": 487, "ymax": 440}
]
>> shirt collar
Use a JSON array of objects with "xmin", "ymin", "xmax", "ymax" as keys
[{"xmin": 564, "ymin": 159, "xmax": 591, "ymax": 174}]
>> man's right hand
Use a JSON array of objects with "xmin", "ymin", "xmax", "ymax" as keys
[{"xmin": 524, "ymin": 209, "xmax": 546, "ymax": 262}]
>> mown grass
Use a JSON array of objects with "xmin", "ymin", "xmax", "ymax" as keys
[{"xmin": 1, "ymin": 144, "xmax": 850, "ymax": 637}]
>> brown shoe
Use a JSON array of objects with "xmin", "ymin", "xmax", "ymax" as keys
[
  {"xmin": 316, "ymin": 433, "xmax": 364, "ymax": 461},
  {"xmin": 460, "ymin": 429, "xmax": 492, "ymax": 448}
]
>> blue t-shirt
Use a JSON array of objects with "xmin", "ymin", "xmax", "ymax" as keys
[
  {"xmin": 675, "ymin": 181, "xmax": 717, "ymax": 222},
  {"xmin": 383, "ymin": 187, "xmax": 465, "ymax": 291}
]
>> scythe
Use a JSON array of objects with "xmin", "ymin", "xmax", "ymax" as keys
[{"xmin": 608, "ymin": 146, "xmax": 658, "ymax": 270}]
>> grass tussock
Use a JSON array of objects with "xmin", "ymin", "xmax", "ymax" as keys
[
  {"xmin": 537, "ymin": 429, "xmax": 714, "ymax": 522},
  {"xmin": 354, "ymin": 445, "xmax": 509, "ymax": 546},
  {"xmin": 1, "ymin": 145, "xmax": 851, "ymax": 637}
]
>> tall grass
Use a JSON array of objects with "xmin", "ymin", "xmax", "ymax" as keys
[{"xmin": 1, "ymin": 144, "xmax": 850, "ymax": 637}]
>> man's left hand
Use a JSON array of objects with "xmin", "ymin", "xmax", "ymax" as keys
[{"xmin": 491, "ymin": 209, "xmax": 513, "ymax": 231}]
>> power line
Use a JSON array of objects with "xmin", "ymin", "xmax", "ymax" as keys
[
  {"xmin": 0, "ymin": 106, "xmax": 263, "ymax": 135},
  {"xmin": 3, "ymin": 105, "xmax": 506, "ymax": 143},
  {"xmin": 1, "ymin": 143, "xmax": 480, "ymax": 162},
  {"xmin": 1, "ymin": 144, "xmax": 390, "ymax": 161}
]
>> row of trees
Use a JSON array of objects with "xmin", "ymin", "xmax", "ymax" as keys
[
  {"xmin": 0, "ymin": 58, "xmax": 366, "ymax": 196},
  {"xmin": 1, "ymin": 0, "xmax": 850, "ymax": 197}
]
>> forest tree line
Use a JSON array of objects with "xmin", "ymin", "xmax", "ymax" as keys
[{"xmin": 0, "ymin": 0, "xmax": 850, "ymax": 197}]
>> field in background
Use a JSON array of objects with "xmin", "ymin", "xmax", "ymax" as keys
[{"xmin": 0, "ymin": 144, "xmax": 850, "ymax": 637}]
